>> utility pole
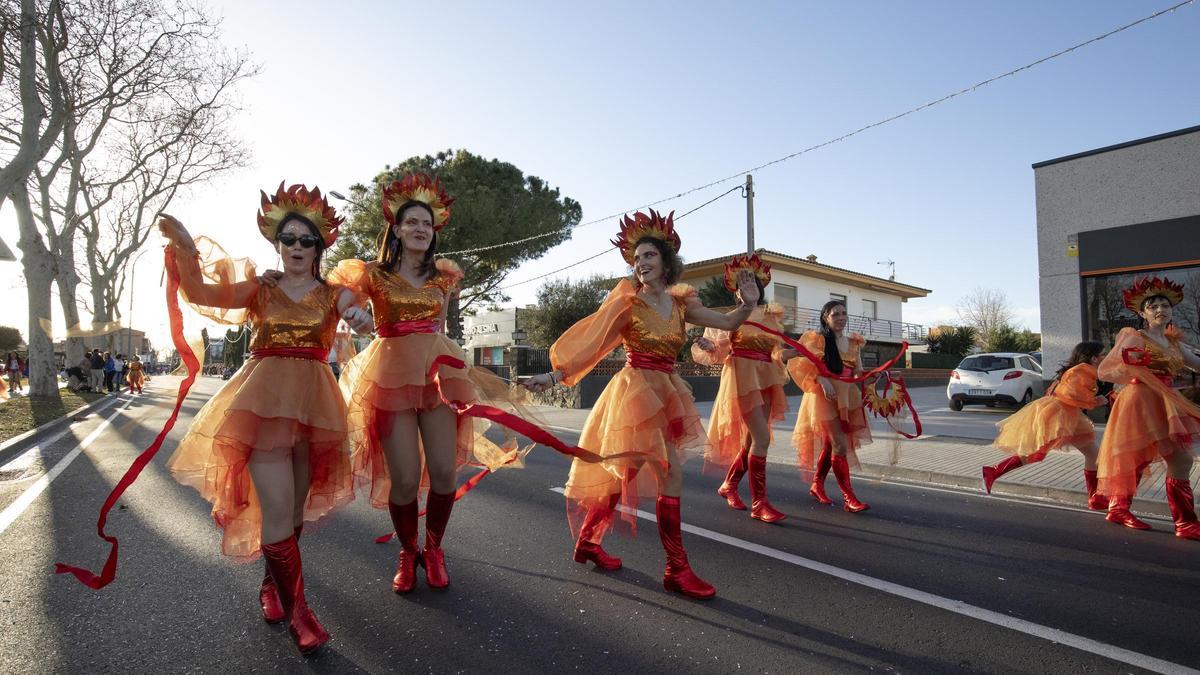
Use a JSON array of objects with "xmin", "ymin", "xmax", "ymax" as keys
[{"xmin": 744, "ymin": 174, "xmax": 755, "ymax": 254}]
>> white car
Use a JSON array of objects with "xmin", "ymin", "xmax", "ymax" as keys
[{"xmin": 947, "ymin": 352, "xmax": 1045, "ymax": 411}]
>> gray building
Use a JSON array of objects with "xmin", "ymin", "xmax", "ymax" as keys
[{"xmin": 1034, "ymin": 124, "xmax": 1200, "ymax": 375}]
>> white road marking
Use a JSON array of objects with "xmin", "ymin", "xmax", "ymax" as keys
[
  {"xmin": 0, "ymin": 398, "xmax": 136, "ymax": 537},
  {"xmin": 549, "ymin": 488, "xmax": 1195, "ymax": 674}
]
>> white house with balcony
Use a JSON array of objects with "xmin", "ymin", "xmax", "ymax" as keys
[{"xmin": 680, "ymin": 249, "xmax": 930, "ymax": 367}]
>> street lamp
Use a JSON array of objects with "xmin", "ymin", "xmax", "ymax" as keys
[{"xmin": 125, "ymin": 246, "xmax": 152, "ymax": 359}]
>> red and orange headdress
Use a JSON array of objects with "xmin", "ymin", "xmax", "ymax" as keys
[
  {"xmin": 381, "ymin": 173, "xmax": 454, "ymax": 231},
  {"xmin": 1123, "ymin": 276, "xmax": 1184, "ymax": 313},
  {"xmin": 723, "ymin": 253, "xmax": 771, "ymax": 292},
  {"xmin": 611, "ymin": 209, "xmax": 680, "ymax": 266},
  {"xmin": 256, "ymin": 182, "xmax": 342, "ymax": 246}
]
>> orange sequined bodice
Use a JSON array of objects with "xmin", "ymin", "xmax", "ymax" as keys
[
  {"xmin": 248, "ymin": 284, "xmax": 341, "ymax": 351},
  {"xmin": 625, "ymin": 295, "xmax": 686, "ymax": 359},
  {"xmin": 731, "ymin": 306, "xmax": 781, "ymax": 355},
  {"xmin": 1139, "ymin": 331, "xmax": 1185, "ymax": 377},
  {"xmin": 367, "ymin": 267, "xmax": 449, "ymax": 326}
]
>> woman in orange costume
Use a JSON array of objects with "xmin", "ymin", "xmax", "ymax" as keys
[
  {"xmin": 981, "ymin": 341, "xmax": 1108, "ymax": 508},
  {"xmin": 126, "ymin": 355, "xmax": 146, "ymax": 394},
  {"xmin": 156, "ymin": 183, "xmax": 367, "ymax": 654},
  {"xmin": 331, "ymin": 174, "xmax": 490, "ymax": 594},
  {"xmin": 788, "ymin": 299, "xmax": 873, "ymax": 512},
  {"xmin": 1097, "ymin": 277, "xmax": 1200, "ymax": 538},
  {"xmin": 691, "ymin": 254, "xmax": 789, "ymax": 523},
  {"xmin": 524, "ymin": 210, "xmax": 760, "ymax": 599}
]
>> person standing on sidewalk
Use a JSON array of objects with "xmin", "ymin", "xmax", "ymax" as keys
[
  {"xmin": 1097, "ymin": 277, "xmax": 1200, "ymax": 539},
  {"xmin": 154, "ymin": 184, "xmax": 369, "ymax": 653},
  {"xmin": 982, "ymin": 341, "xmax": 1108, "ymax": 508},
  {"xmin": 5, "ymin": 352, "xmax": 22, "ymax": 393},
  {"xmin": 787, "ymin": 300, "xmax": 873, "ymax": 512},
  {"xmin": 692, "ymin": 254, "xmax": 790, "ymax": 524},
  {"xmin": 524, "ymin": 210, "xmax": 761, "ymax": 599},
  {"xmin": 102, "ymin": 351, "xmax": 117, "ymax": 393},
  {"xmin": 89, "ymin": 349, "xmax": 105, "ymax": 391}
]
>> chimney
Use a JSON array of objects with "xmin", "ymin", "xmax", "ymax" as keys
[{"xmin": 806, "ymin": 254, "xmax": 818, "ymax": 263}]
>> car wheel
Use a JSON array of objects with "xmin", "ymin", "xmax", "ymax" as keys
[
  {"xmin": 1019, "ymin": 389, "xmax": 1033, "ymax": 407},
  {"xmin": 950, "ymin": 399, "xmax": 963, "ymax": 411}
]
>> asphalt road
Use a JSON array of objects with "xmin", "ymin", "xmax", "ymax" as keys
[{"xmin": 1, "ymin": 377, "xmax": 1196, "ymax": 673}]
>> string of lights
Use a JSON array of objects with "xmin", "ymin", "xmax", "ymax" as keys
[{"xmin": 441, "ymin": 0, "xmax": 1192, "ymax": 261}]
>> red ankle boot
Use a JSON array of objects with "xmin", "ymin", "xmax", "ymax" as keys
[
  {"xmin": 1105, "ymin": 495, "xmax": 1150, "ymax": 530},
  {"xmin": 421, "ymin": 490, "xmax": 455, "ymax": 588},
  {"xmin": 388, "ymin": 500, "xmax": 420, "ymax": 593},
  {"xmin": 1165, "ymin": 478, "xmax": 1200, "ymax": 541},
  {"xmin": 261, "ymin": 535, "xmax": 329, "ymax": 654},
  {"xmin": 831, "ymin": 455, "xmax": 869, "ymax": 512},
  {"xmin": 260, "ymin": 525, "xmax": 302, "ymax": 623},
  {"xmin": 810, "ymin": 444, "xmax": 833, "ymax": 505},
  {"xmin": 573, "ymin": 493, "xmax": 622, "ymax": 570},
  {"xmin": 748, "ymin": 455, "xmax": 786, "ymax": 523},
  {"xmin": 717, "ymin": 450, "xmax": 748, "ymax": 510},
  {"xmin": 1083, "ymin": 470, "xmax": 1107, "ymax": 511},
  {"xmin": 656, "ymin": 496, "xmax": 715, "ymax": 599},
  {"xmin": 981, "ymin": 455, "xmax": 1023, "ymax": 494}
]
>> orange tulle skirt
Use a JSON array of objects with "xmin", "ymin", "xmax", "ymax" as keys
[
  {"xmin": 793, "ymin": 380, "xmax": 871, "ymax": 478},
  {"xmin": 338, "ymin": 333, "xmax": 483, "ymax": 509},
  {"xmin": 167, "ymin": 356, "xmax": 353, "ymax": 560},
  {"xmin": 564, "ymin": 366, "xmax": 708, "ymax": 537},
  {"xmin": 1098, "ymin": 382, "xmax": 1200, "ymax": 497},
  {"xmin": 994, "ymin": 398, "xmax": 1095, "ymax": 460},
  {"xmin": 128, "ymin": 371, "xmax": 145, "ymax": 388},
  {"xmin": 704, "ymin": 357, "xmax": 788, "ymax": 470}
]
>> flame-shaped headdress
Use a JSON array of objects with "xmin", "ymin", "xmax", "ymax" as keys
[
  {"xmin": 1123, "ymin": 276, "xmax": 1184, "ymax": 313},
  {"xmin": 611, "ymin": 209, "xmax": 680, "ymax": 266},
  {"xmin": 723, "ymin": 253, "xmax": 771, "ymax": 292},
  {"xmin": 256, "ymin": 182, "xmax": 342, "ymax": 246},
  {"xmin": 382, "ymin": 173, "xmax": 454, "ymax": 231}
]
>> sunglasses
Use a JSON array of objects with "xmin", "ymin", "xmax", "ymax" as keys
[{"xmin": 276, "ymin": 233, "xmax": 321, "ymax": 248}]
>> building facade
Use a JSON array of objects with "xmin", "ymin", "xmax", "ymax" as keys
[{"xmin": 1034, "ymin": 125, "xmax": 1200, "ymax": 376}]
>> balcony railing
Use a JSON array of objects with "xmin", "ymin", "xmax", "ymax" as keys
[{"xmin": 779, "ymin": 305, "xmax": 926, "ymax": 342}]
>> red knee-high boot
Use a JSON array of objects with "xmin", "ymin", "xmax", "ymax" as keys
[
  {"xmin": 1106, "ymin": 495, "xmax": 1150, "ymax": 530},
  {"xmin": 831, "ymin": 454, "xmax": 869, "ymax": 512},
  {"xmin": 717, "ymin": 449, "xmax": 749, "ymax": 510},
  {"xmin": 657, "ymin": 496, "xmax": 715, "ymax": 599},
  {"xmin": 388, "ymin": 500, "xmax": 420, "ymax": 593},
  {"xmin": 573, "ymin": 493, "xmax": 622, "ymax": 570},
  {"xmin": 1165, "ymin": 478, "xmax": 1200, "ymax": 541},
  {"xmin": 1083, "ymin": 469, "xmax": 1107, "ymax": 511},
  {"xmin": 810, "ymin": 444, "xmax": 833, "ymax": 505},
  {"xmin": 260, "ymin": 525, "xmax": 302, "ymax": 623},
  {"xmin": 261, "ymin": 534, "xmax": 329, "ymax": 654},
  {"xmin": 748, "ymin": 455, "xmax": 786, "ymax": 523},
  {"xmin": 421, "ymin": 490, "xmax": 455, "ymax": 588},
  {"xmin": 981, "ymin": 455, "xmax": 1024, "ymax": 494}
]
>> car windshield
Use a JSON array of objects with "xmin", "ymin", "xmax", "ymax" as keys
[{"xmin": 958, "ymin": 355, "xmax": 1015, "ymax": 372}]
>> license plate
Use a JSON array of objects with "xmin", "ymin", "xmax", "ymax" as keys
[{"xmin": 969, "ymin": 389, "xmax": 993, "ymax": 396}]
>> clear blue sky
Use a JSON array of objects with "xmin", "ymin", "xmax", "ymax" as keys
[{"xmin": 3, "ymin": 0, "xmax": 1197, "ymax": 343}]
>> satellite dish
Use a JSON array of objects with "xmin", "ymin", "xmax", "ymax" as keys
[{"xmin": 0, "ymin": 236, "xmax": 14, "ymax": 262}]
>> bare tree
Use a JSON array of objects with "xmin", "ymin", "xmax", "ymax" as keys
[
  {"xmin": 956, "ymin": 287, "xmax": 1014, "ymax": 347},
  {"xmin": 1, "ymin": 0, "xmax": 254, "ymax": 396}
]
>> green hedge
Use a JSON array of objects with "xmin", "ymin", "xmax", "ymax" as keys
[{"xmin": 910, "ymin": 352, "xmax": 964, "ymax": 369}]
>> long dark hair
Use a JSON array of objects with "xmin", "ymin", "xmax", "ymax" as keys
[
  {"xmin": 631, "ymin": 236, "xmax": 683, "ymax": 286},
  {"xmin": 819, "ymin": 299, "xmax": 846, "ymax": 375},
  {"xmin": 377, "ymin": 200, "xmax": 438, "ymax": 280},
  {"xmin": 276, "ymin": 214, "xmax": 327, "ymax": 283},
  {"xmin": 1054, "ymin": 340, "xmax": 1104, "ymax": 381}
]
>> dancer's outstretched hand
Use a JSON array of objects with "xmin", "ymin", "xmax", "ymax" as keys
[
  {"xmin": 694, "ymin": 336, "xmax": 716, "ymax": 352},
  {"xmin": 343, "ymin": 306, "xmax": 373, "ymax": 333},
  {"xmin": 522, "ymin": 372, "xmax": 556, "ymax": 393},
  {"xmin": 156, "ymin": 213, "xmax": 197, "ymax": 255},
  {"xmin": 735, "ymin": 269, "xmax": 760, "ymax": 307},
  {"xmin": 257, "ymin": 269, "xmax": 283, "ymax": 287}
]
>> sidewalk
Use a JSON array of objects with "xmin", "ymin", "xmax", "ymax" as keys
[{"xmin": 525, "ymin": 396, "xmax": 1190, "ymax": 520}]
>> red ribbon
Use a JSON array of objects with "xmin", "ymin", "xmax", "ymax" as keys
[
  {"xmin": 625, "ymin": 351, "xmax": 675, "ymax": 373},
  {"xmin": 55, "ymin": 247, "xmax": 202, "ymax": 589},
  {"xmin": 731, "ymin": 348, "xmax": 772, "ymax": 362},
  {"xmin": 249, "ymin": 347, "xmax": 328, "ymax": 360},
  {"xmin": 377, "ymin": 319, "xmax": 440, "ymax": 338},
  {"xmin": 743, "ymin": 321, "xmax": 908, "ymax": 384}
]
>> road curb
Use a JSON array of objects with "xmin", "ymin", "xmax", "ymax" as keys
[
  {"xmin": 0, "ymin": 394, "xmax": 124, "ymax": 467},
  {"xmin": 855, "ymin": 461, "xmax": 1172, "ymax": 519}
]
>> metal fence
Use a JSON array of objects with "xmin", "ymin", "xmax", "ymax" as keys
[{"xmin": 779, "ymin": 306, "xmax": 926, "ymax": 342}]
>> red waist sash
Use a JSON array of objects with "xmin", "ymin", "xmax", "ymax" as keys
[
  {"xmin": 626, "ymin": 351, "xmax": 676, "ymax": 373},
  {"xmin": 377, "ymin": 319, "xmax": 440, "ymax": 337},
  {"xmin": 1131, "ymin": 374, "xmax": 1173, "ymax": 386},
  {"xmin": 731, "ymin": 348, "xmax": 772, "ymax": 362},
  {"xmin": 250, "ymin": 347, "xmax": 327, "ymax": 360}
]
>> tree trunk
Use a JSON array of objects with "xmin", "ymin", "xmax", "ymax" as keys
[{"xmin": 11, "ymin": 188, "xmax": 61, "ymax": 400}]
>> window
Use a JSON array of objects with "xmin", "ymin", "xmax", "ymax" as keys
[
  {"xmin": 862, "ymin": 299, "xmax": 877, "ymax": 319},
  {"xmin": 1019, "ymin": 356, "xmax": 1038, "ymax": 372},
  {"xmin": 1083, "ymin": 265, "xmax": 1200, "ymax": 355},
  {"xmin": 830, "ymin": 293, "xmax": 847, "ymax": 303},
  {"xmin": 775, "ymin": 283, "xmax": 797, "ymax": 307},
  {"xmin": 958, "ymin": 355, "xmax": 1014, "ymax": 372}
]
